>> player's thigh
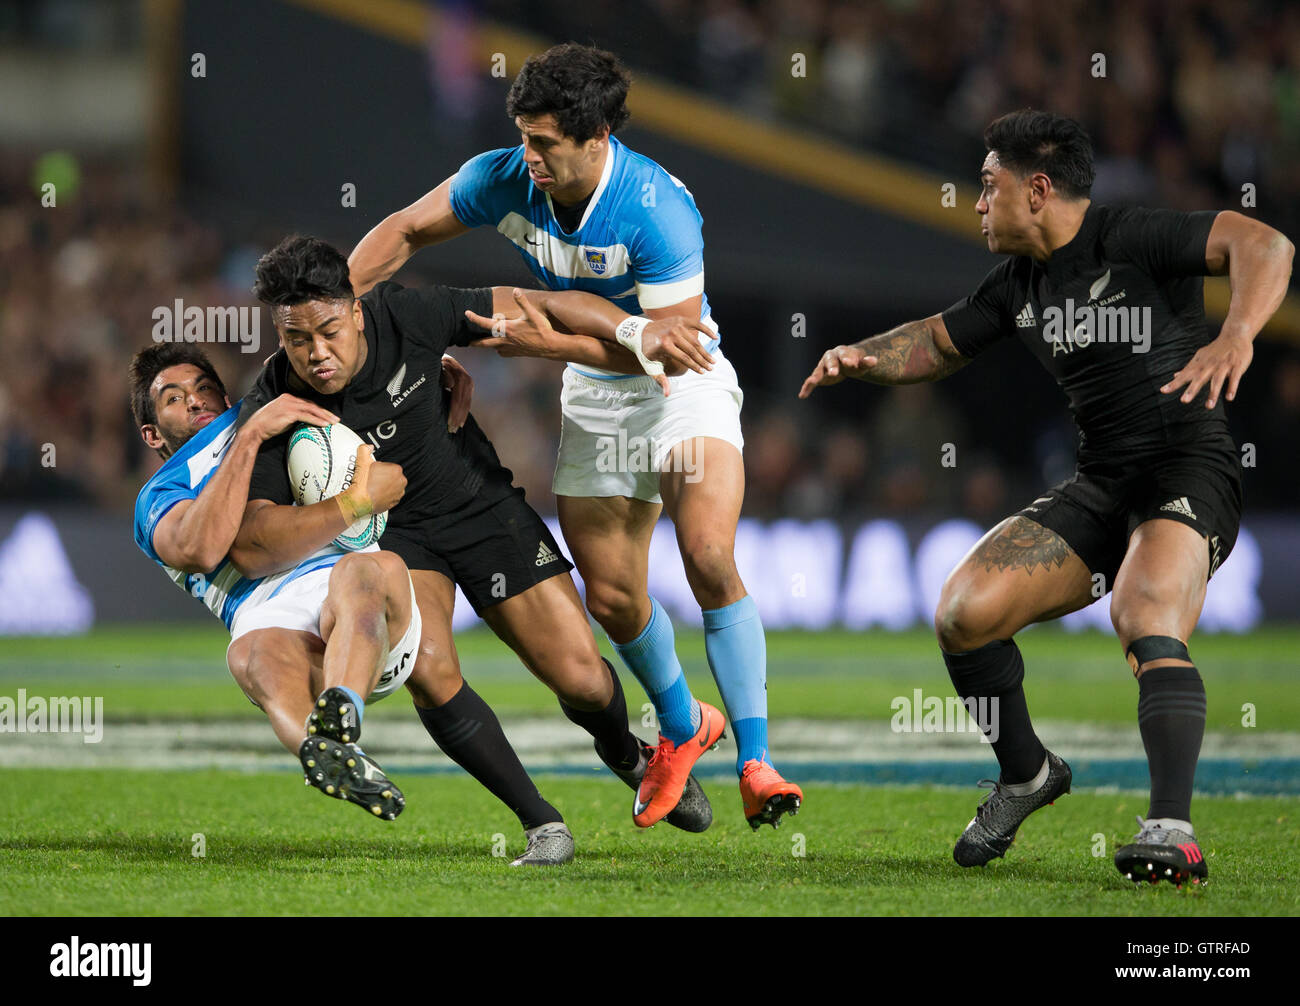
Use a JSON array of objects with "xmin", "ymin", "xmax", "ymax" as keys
[
  {"xmin": 479, "ymin": 571, "xmax": 609, "ymax": 707},
  {"xmin": 404, "ymin": 568, "xmax": 463, "ymax": 707},
  {"xmin": 227, "ymin": 627, "xmax": 321, "ymax": 710},
  {"xmin": 659, "ymin": 437, "xmax": 745, "ymax": 597},
  {"xmin": 1110, "ymin": 518, "xmax": 1209, "ymax": 658},
  {"xmin": 936, "ymin": 515, "xmax": 1096, "ymax": 651},
  {"xmin": 557, "ymin": 493, "xmax": 660, "ymax": 608}
]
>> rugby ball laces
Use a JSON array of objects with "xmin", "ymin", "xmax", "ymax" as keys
[{"xmin": 286, "ymin": 422, "xmax": 388, "ymax": 551}]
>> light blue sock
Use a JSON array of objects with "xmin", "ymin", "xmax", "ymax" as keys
[
  {"xmin": 337, "ymin": 685, "xmax": 365, "ymax": 726},
  {"xmin": 702, "ymin": 595, "xmax": 770, "ymax": 774},
  {"xmin": 611, "ymin": 596, "xmax": 698, "ymax": 745}
]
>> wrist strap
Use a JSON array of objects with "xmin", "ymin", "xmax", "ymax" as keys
[
  {"xmin": 614, "ymin": 316, "xmax": 665, "ymax": 377},
  {"xmin": 336, "ymin": 491, "xmax": 372, "ymax": 525}
]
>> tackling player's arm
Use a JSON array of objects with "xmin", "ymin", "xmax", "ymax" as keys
[
  {"xmin": 798, "ymin": 314, "xmax": 970, "ymax": 398},
  {"xmin": 1162, "ymin": 211, "xmax": 1295, "ymax": 408},
  {"xmin": 465, "ymin": 288, "xmax": 713, "ymax": 393},
  {"xmin": 151, "ymin": 395, "xmax": 338, "ymax": 573},
  {"xmin": 227, "ymin": 445, "xmax": 407, "ymax": 580},
  {"xmin": 349, "ymin": 177, "xmax": 468, "ymax": 296}
]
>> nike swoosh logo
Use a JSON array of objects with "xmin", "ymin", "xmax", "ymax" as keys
[
  {"xmin": 524, "ymin": 233, "xmax": 542, "ymax": 246},
  {"xmin": 697, "ymin": 708, "xmax": 713, "ymax": 747},
  {"xmin": 633, "ymin": 793, "xmax": 650, "ymax": 815}
]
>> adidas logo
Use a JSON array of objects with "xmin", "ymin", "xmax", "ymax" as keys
[
  {"xmin": 1158, "ymin": 497, "xmax": 1197, "ymax": 520},
  {"xmin": 535, "ymin": 542, "xmax": 561, "ymax": 567},
  {"xmin": 1015, "ymin": 301, "xmax": 1036, "ymax": 328}
]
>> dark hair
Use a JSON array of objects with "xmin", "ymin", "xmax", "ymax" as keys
[
  {"xmin": 128, "ymin": 343, "xmax": 226, "ymax": 428},
  {"xmin": 506, "ymin": 43, "xmax": 631, "ymax": 141},
  {"xmin": 984, "ymin": 110, "xmax": 1095, "ymax": 200},
  {"xmin": 252, "ymin": 235, "xmax": 353, "ymax": 306}
]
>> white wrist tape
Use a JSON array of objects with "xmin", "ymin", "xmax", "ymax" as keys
[{"xmin": 614, "ymin": 316, "xmax": 665, "ymax": 377}]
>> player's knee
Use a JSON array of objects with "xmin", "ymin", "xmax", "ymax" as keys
[
  {"xmin": 557, "ymin": 657, "xmax": 611, "ymax": 709},
  {"xmin": 238, "ymin": 638, "xmax": 296, "ymax": 707},
  {"xmin": 679, "ymin": 535, "xmax": 740, "ymax": 596},
  {"xmin": 583, "ymin": 580, "xmax": 641, "ymax": 633},
  {"xmin": 934, "ymin": 581, "xmax": 1004, "ymax": 652},
  {"xmin": 332, "ymin": 552, "xmax": 386, "ymax": 594},
  {"xmin": 405, "ymin": 636, "xmax": 462, "ymax": 706}
]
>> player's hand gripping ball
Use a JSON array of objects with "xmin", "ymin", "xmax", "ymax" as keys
[{"xmin": 287, "ymin": 423, "xmax": 388, "ymax": 550}]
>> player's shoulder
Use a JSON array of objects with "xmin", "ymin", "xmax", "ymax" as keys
[
  {"xmin": 455, "ymin": 145, "xmax": 528, "ymax": 190},
  {"xmin": 978, "ymin": 252, "xmax": 1030, "ymax": 292},
  {"xmin": 1095, "ymin": 203, "xmax": 1218, "ymax": 255},
  {"xmin": 609, "ymin": 138, "xmax": 699, "ymax": 216},
  {"xmin": 602, "ymin": 138, "xmax": 702, "ymax": 252},
  {"xmin": 361, "ymin": 279, "xmax": 405, "ymax": 308}
]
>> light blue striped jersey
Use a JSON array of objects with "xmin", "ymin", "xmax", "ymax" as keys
[
  {"xmin": 449, "ymin": 135, "xmax": 719, "ymax": 378},
  {"xmin": 133, "ymin": 403, "xmax": 348, "ymax": 631}
]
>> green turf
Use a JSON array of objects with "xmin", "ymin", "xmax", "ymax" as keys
[
  {"xmin": 4, "ymin": 624, "xmax": 1299, "ymax": 729},
  {"xmin": 0, "ymin": 769, "xmax": 1296, "ymax": 916}
]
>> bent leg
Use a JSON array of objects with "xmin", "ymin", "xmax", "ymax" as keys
[
  {"xmin": 404, "ymin": 568, "xmax": 562, "ymax": 830},
  {"xmin": 318, "ymin": 552, "xmax": 414, "ymax": 703},
  {"xmin": 935, "ymin": 515, "xmax": 1096, "ymax": 784},
  {"xmin": 1111, "ymin": 519, "xmax": 1210, "ymax": 825},
  {"xmin": 482, "ymin": 572, "xmax": 641, "ymax": 769},
  {"xmin": 661, "ymin": 437, "xmax": 767, "ymax": 773},
  {"xmin": 558, "ymin": 493, "xmax": 699, "ymax": 744},
  {"xmin": 227, "ymin": 628, "xmax": 323, "ymax": 754}
]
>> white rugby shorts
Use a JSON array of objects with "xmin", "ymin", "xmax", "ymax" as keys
[
  {"xmin": 227, "ymin": 565, "xmax": 421, "ymax": 703},
  {"xmin": 553, "ymin": 350, "xmax": 744, "ymax": 504}
]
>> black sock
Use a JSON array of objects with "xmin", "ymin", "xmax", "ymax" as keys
[
  {"xmin": 415, "ymin": 682, "xmax": 562, "ymax": 830},
  {"xmin": 561, "ymin": 659, "xmax": 640, "ymax": 769},
  {"xmin": 943, "ymin": 639, "xmax": 1045, "ymax": 784},
  {"xmin": 1138, "ymin": 665, "xmax": 1205, "ymax": 821}
]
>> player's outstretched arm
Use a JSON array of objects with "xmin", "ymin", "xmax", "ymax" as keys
[
  {"xmin": 798, "ymin": 313, "xmax": 968, "ymax": 398},
  {"xmin": 151, "ymin": 395, "xmax": 338, "ymax": 573},
  {"xmin": 1162, "ymin": 212, "xmax": 1295, "ymax": 408},
  {"xmin": 349, "ymin": 178, "xmax": 470, "ymax": 296},
  {"xmin": 228, "ymin": 447, "xmax": 407, "ymax": 580},
  {"xmin": 465, "ymin": 288, "xmax": 712, "ymax": 395}
]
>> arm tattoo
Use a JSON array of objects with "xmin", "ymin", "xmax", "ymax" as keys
[
  {"xmin": 851, "ymin": 319, "xmax": 967, "ymax": 384},
  {"xmin": 974, "ymin": 517, "xmax": 1075, "ymax": 574}
]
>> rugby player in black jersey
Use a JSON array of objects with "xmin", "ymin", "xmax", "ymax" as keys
[
  {"xmin": 230, "ymin": 235, "xmax": 714, "ymax": 865},
  {"xmin": 800, "ymin": 110, "xmax": 1293, "ymax": 885}
]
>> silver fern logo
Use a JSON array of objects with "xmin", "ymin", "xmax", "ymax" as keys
[
  {"xmin": 387, "ymin": 364, "xmax": 426, "ymax": 407},
  {"xmin": 1088, "ymin": 268, "xmax": 1112, "ymax": 303}
]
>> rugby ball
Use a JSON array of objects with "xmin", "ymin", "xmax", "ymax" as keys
[{"xmin": 286, "ymin": 423, "xmax": 388, "ymax": 551}]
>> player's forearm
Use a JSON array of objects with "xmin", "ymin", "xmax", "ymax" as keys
[
  {"xmin": 1220, "ymin": 230, "xmax": 1295, "ymax": 342},
  {"xmin": 349, "ymin": 214, "xmax": 417, "ymax": 296},
  {"xmin": 535, "ymin": 331, "xmax": 645, "ymax": 372},
  {"xmin": 529, "ymin": 290, "xmax": 628, "ymax": 342},
  {"xmin": 163, "ymin": 428, "xmax": 264, "ymax": 571},
  {"xmin": 229, "ymin": 500, "xmax": 350, "ymax": 580},
  {"xmin": 851, "ymin": 319, "xmax": 966, "ymax": 384}
]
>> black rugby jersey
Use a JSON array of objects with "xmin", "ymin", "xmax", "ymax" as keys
[
  {"xmin": 243, "ymin": 281, "xmax": 517, "ymax": 525},
  {"xmin": 942, "ymin": 205, "xmax": 1227, "ymax": 459}
]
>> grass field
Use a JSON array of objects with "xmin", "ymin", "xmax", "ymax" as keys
[{"xmin": 2, "ymin": 625, "xmax": 1298, "ymax": 916}]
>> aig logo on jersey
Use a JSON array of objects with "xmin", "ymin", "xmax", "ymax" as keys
[
  {"xmin": 386, "ymin": 363, "xmax": 427, "ymax": 407},
  {"xmin": 583, "ymin": 249, "xmax": 608, "ymax": 275}
]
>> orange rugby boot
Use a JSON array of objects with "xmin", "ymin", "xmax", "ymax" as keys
[
  {"xmin": 633, "ymin": 701, "xmax": 726, "ymax": 827},
  {"xmin": 740, "ymin": 758, "xmax": 803, "ymax": 830}
]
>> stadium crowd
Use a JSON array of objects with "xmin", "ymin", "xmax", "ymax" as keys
[
  {"xmin": 505, "ymin": 0, "xmax": 1300, "ymax": 246},
  {"xmin": 3, "ymin": 0, "xmax": 1298, "ymax": 517}
]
